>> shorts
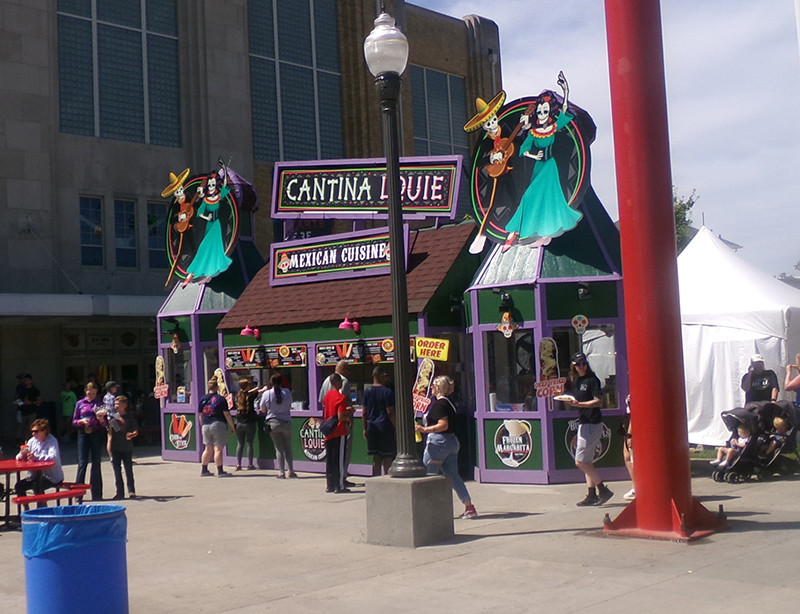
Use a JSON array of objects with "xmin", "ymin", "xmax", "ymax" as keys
[
  {"xmin": 202, "ymin": 421, "xmax": 228, "ymax": 447},
  {"xmin": 575, "ymin": 423, "xmax": 603, "ymax": 463},
  {"xmin": 366, "ymin": 426, "xmax": 397, "ymax": 458}
]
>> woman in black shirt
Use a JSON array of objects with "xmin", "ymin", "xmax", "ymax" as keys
[{"xmin": 415, "ymin": 375, "xmax": 477, "ymax": 519}]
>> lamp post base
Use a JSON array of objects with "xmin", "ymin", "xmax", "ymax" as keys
[{"xmin": 388, "ymin": 453, "xmax": 427, "ymax": 478}]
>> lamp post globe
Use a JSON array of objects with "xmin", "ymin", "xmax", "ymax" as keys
[
  {"xmin": 364, "ymin": 12, "xmax": 409, "ymax": 78},
  {"xmin": 364, "ymin": 11, "xmax": 426, "ymax": 478}
]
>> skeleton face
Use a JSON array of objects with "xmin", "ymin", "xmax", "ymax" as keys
[
  {"xmin": 207, "ymin": 176, "xmax": 217, "ymax": 193},
  {"xmin": 175, "ymin": 186, "xmax": 185, "ymax": 200},
  {"xmin": 482, "ymin": 114, "xmax": 499, "ymax": 134},
  {"xmin": 536, "ymin": 101, "xmax": 551, "ymax": 124}
]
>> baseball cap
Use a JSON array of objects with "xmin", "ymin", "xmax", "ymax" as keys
[
  {"xmin": 571, "ymin": 352, "xmax": 588, "ymax": 364},
  {"xmin": 750, "ymin": 354, "xmax": 765, "ymax": 364}
]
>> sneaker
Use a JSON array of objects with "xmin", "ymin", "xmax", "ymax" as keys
[
  {"xmin": 595, "ymin": 486, "xmax": 614, "ymax": 506},
  {"xmin": 288, "ymin": 472, "xmax": 298, "ymax": 478},
  {"xmin": 246, "ymin": 465, "xmax": 256, "ymax": 471},
  {"xmin": 718, "ymin": 461, "xmax": 728, "ymax": 469},
  {"xmin": 112, "ymin": 494, "xmax": 124, "ymax": 500},
  {"xmin": 217, "ymin": 471, "xmax": 232, "ymax": 478},
  {"xmin": 276, "ymin": 473, "xmax": 286, "ymax": 479},
  {"xmin": 334, "ymin": 488, "xmax": 352, "ymax": 494},
  {"xmin": 623, "ymin": 489, "xmax": 636, "ymax": 501},
  {"xmin": 343, "ymin": 479, "xmax": 356, "ymax": 488},
  {"xmin": 234, "ymin": 465, "xmax": 242, "ymax": 472},
  {"xmin": 576, "ymin": 493, "xmax": 599, "ymax": 507},
  {"xmin": 128, "ymin": 493, "xmax": 137, "ymax": 499},
  {"xmin": 709, "ymin": 459, "xmax": 721, "ymax": 466},
  {"xmin": 200, "ymin": 470, "xmax": 213, "ymax": 477},
  {"xmin": 459, "ymin": 505, "xmax": 478, "ymax": 519}
]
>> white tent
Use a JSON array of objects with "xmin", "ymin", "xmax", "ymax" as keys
[{"xmin": 678, "ymin": 227, "xmax": 800, "ymax": 445}]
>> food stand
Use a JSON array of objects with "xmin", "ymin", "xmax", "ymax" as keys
[{"xmin": 467, "ymin": 189, "xmax": 629, "ymax": 483}]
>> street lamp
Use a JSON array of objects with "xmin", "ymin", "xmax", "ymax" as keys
[{"xmin": 364, "ymin": 10, "xmax": 426, "ymax": 478}]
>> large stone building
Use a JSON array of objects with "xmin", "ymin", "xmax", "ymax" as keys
[{"xmin": 0, "ymin": 0, "xmax": 500, "ymax": 441}]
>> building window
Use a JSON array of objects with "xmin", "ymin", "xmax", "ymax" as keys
[
  {"xmin": 114, "ymin": 199, "xmax": 137, "ymax": 268},
  {"xmin": 80, "ymin": 196, "xmax": 103, "ymax": 267},
  {"xmin": 147, "ymin": 201, "xmax": 168, "ymax": 269},
  {"xmin": 410, "ymin": 65, "xmax": 470, "ymax": 159},
  {"xmin": 57, "ymin": 0, "xmax": 180, "ymax": 147},
  {"xmin": 248, "ymin": 0, "xmax": 344, "ymax": 162}
]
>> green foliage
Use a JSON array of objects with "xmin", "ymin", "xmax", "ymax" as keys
[{"xmin": 674, "ymin": 188, "xmax": 697, "ymax": 253}]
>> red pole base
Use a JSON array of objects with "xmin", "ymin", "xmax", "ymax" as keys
[{"xmin": 603, "ymin": 498, "xmax": 728, "ymax": 542}]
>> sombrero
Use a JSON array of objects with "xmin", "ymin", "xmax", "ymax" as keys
[
  {"xmin": 463, "ymin": 90, "xmax": 506, "ymax": 132},
  {"xmin": 161, "ymin": 168, "xmax": 191, "ymax": 198}
]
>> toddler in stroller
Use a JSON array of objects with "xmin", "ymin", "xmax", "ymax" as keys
[
  {"xmin": 752, "ymin": 401, "xmax": 799, "ymax": 476},
  {"xmin": 711, "ymin": 407, "xmax": 759, "ymax": 483}
]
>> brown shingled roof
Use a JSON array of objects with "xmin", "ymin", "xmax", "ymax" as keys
[{"xmin": 219, "ymin": 222, "xmax": 476, "ymax": 330}]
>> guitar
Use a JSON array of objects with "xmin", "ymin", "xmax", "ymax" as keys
[
  {"xmin": 483, "ymin": 102, "xmax": 537, "ymax": 178},
  {"xmin": 173, "ymin": 192, "xmax": 198, "ymax": 233}
]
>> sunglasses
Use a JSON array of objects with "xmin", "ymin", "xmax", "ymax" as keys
[{"xmin": 574, "ymin": 362, "xmax": 588, "ymax": 367}]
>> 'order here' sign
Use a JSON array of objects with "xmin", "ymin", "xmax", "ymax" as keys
[{"xmin": 415, "ymin": 337, "xmax": 450, "ymax": 361}]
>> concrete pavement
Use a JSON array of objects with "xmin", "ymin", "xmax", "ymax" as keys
[{"xmin": 1, "ymin": 445, "xmax": 799, "ymax": 613}]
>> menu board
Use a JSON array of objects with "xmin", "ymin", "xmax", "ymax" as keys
[
  {"xmin": 315, "ymin": 339, "xmax": 415, "ymax": 366},
  {"xmin": 224, "ymin": 345, "xmax": 308, "ymax": 370}
]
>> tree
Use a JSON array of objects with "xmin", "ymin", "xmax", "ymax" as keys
[{"xmin": 674, "ymin": 188, "xmax": 697, "ymax": 253}]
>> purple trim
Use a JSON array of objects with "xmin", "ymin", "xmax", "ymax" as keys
[
  {"xmin": 268, "ymin": 225, "xmax": 409, "ymax": 287},
  {"xmin": 271, "ymin": 155, "xmax": 462, "ymax": 221}
]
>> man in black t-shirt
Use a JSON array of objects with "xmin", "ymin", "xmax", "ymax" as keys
[
  {"xmin": 741, "ymin": 354, "xmax": 779, "ymax": 404},
  {"xmin": 565, "ymin": 353, "xmax": 613, "ymax": 507}
]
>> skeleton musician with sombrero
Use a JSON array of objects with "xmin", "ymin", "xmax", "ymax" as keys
[
  {"xmin": 161, "ymin": 168, "xmax": 196, "ymax": 286},
  {"xmin": 464, "ymin": 72, "xmax": 593, "ymax": 254}
]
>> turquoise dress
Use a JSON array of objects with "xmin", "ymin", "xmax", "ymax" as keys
[
  {"xmin": 506, "ymin": 111, "xmax": 582, "ymax": 241},
  {"xmin": 186, "ymin": 186, "xmax": 233, "ymax": 278}
]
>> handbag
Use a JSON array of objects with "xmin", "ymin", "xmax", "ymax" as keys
[{"xmin": 319, "ymin": 415, "xmax": 339, "ymax": 437}]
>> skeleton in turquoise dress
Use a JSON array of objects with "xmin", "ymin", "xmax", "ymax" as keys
[
  {"xmin": 185, "ymin": 172, "xmax": 233, "ymax": 283},
  {"xmin": 503, "ymin": 72, "xmax": 582, "ymax": 252}
]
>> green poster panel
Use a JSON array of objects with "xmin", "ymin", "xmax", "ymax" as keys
[
  {"xmin": 551, "ymin": 416, "xmax": 624, "ymax": 470},
  {"xmin": 483, "ymin": 418, "xmax": 542, "ymax": 470},
  {"xmin": 164, "ymin": 412, "xmax": 197, "ymax": 452}
]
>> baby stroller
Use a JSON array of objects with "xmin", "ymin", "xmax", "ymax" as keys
[
  {"xmin": 749, "ymin": 400, "xmax": 799, "ymax": 477},
  {"xmin": 712, "ymin": 407, "xmax": 761, "ymax": 483}
]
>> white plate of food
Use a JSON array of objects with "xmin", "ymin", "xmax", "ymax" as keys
[{"xmin": 553, "ymin": 394, "xmax": 576, "ymax": 402}]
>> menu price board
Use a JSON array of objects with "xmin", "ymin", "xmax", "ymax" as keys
[
  {"xmin": 225, "ymin": 345, "xmax": 308, "ymax": 370},
  {"xmin": 315, "ymin": 339, "xmax": 415, "ymax": 366}
]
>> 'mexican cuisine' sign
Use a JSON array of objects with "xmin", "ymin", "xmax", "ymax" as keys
[
  {"xmin": 271, "ymin": 156, "xmax": 462, "ymax": 219},
  {"xmin": 269, "ymin": 226, "xmax": 409, "ymax": 286}
]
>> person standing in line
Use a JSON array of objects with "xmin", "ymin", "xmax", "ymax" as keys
[
  {"xmin": 319, "ymin": 360, "xmax": 354, "ymax": 485},
  {"xmin": 565, "ymin": 352, "xmax": 614, "ymax": 507},
  {"xmin": 322, "ymin": 373, "xmax": 352, "ymax": 493},
  {"xmin": 415, "ymin": 375, "xmax": 477, "ymax": 519},
  {"xmin": 783, "ymin": 353, "xmax": 800, "ymax": 407},
  {"xmin": 741, "ymin": 354, "xmax": 779, "ymax": 403},
  {"xmin": 261, "ymin": 374, "xmax": 297, "ymax": 479},
  {"xmin": 233, "ymin": 377, "xmax": 260, "ymax": 471},
  {"xmin": 361, "ymin": 366, "xmax": 396, "ymax": 476},
  {"xmin": 59, "ymin": 381, "xmax": 77, "ymax": 442},
  {"xmin": 15, "ymin": 418, "xmax": 64, "ymax": 496},
  {"xmin": 73, "ymin": 381, "xmax": 107, "ymax": 500},
  {"xmin": 107, "ymin": 394, "xmax": 139, "ymax": 500},
  {"xmin": 199, "ymin": 379, "xmax": 235, "ymax": 477}
]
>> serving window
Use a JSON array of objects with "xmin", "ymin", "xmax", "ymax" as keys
[
  {"xmin": 551, "ymin": 324, "xmax": 618, "ymax": 409},
  {"xmin": 484, "ymin": 330, "xmax": 536, "ymax": 412}
]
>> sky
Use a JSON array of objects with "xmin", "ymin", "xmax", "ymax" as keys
[{"xmin": 411, "ymin": 0, "xmax": 800, "ymax": 277}]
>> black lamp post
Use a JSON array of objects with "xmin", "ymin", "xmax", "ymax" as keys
[{"xmin": 364, "ymin": 11, "xmax": 426, "ymax": 477}]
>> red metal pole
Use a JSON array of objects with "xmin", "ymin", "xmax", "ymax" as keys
[{"xmin": 603, "ymin": 0, "xmax": 725, "ymax": 539}]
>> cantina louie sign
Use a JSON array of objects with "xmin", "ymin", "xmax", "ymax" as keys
[
  {"xmin": 271, "ymin": 156, "xmax": 462, "ymax": 220},
  {"xmin": 270, "ymin": 226, "xmax": 409, "ymax": 286}
]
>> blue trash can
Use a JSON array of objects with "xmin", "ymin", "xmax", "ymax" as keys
[{"xmin": 22, "ymin": 505, "xmax": 128, "ymax": 614}]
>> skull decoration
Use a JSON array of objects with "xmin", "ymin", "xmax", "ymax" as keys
[{"xmin": 571, "ymin": 314, "xmax": 589, "ymax": 335}]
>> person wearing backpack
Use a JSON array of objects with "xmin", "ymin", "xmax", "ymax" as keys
[{"xmin": 234, "ymin": 377, "xmax": 260, "ymax": 471}]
